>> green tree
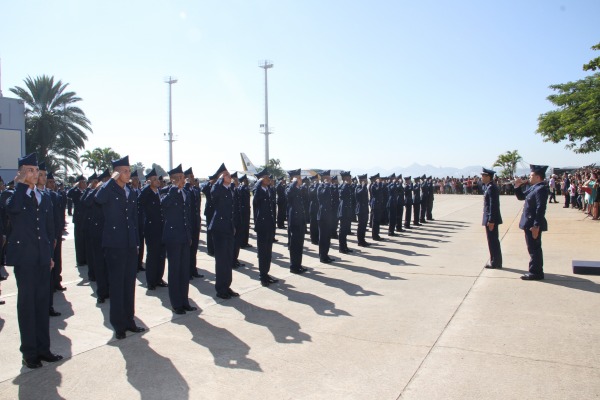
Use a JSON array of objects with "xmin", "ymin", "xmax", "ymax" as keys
[
  {"xmin": 9, "ymin": 75, "xmax": 92, "ymax": 172},
  {"xmin": 131, "ymin": 162, "xmax": 144, "ymax": 175},
  {"xmin": 493, "ymin": 150, "xmax": 523, "ymax": 178},
  {"xmin": 80, "ymin": 147, "xmax": 121, "ymax": 172},
  {"xmin": 537, "ymin": 42, "xmax": 600, "ymax": 153},
  {"xmin": 259, "ymin": 158, "xmax": 286, "ymax": 178},
  {"xmin": 80, "ymin": 149, "xmax": 101, "ymax": 172}
]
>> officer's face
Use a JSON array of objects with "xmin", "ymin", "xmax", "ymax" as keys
[
  {"xmin": 149, "ymin": 176, "xmax": 160, "ymax": 189},
  {"xmin": 170, "ymin": 173, "xmax": 185, "ymax": 189},
  {"xmin": 221, "ymin": 171, "xmax": 232, "ymax": 185},
  {"xmin": 481, "ymin": 174, "xmax": 491, "ymax": 184},
  {"xmin": 115, "ymin": 166, "xmax": 131, "ymax": 186},
  {"xmin": 37, "ymin": 170, "xmax": 47, "ymax": 187},
  {"xmin": 261, "ymin": 177, "xmax": 271, "ymax": 187},
  {"xmin": 20, "ymin": 165, "xmax": 39, "ymax": 186},
  {"xmin": 47, "ymin": 179, "xmax": 56, "ymax": 190}
]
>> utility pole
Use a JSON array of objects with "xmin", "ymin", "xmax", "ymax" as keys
[
  {"xmin": 259, "ymin": 60, "xmax": 273, "ymax": 167},
  {"xmin": 165, "ymin": 76, "xmax": 178, "ymax": 170}
]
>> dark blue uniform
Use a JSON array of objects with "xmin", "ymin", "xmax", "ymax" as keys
[
  {"xmin": 84, "ymin": 187, "xmax": 110, "ymax": 300},
  {"xmin": 201, "ymin": 181, "xmax": 215, "ymax": 256},
  {"xmin": 95, "ymin": 179, "xmax": 139, "ymax": 335},
  {"xmin": 253, "ymin": 185, "xmax": 275, "ymax": 277},
  {"xmin": 139, "ymin": 184, "xmax": 166, "ymax": 289},
  {"xmin": 317, "ymin": 182, "xmax": 334, "ymax": 261},
  {"xmin": 420, "ymin": 179, "xmax": 429, "ymax": 223},
  {"xmin": 67, "ymin": 185, "xmax": 87, "ymax": 265},
  {"xmin": 209, "ymin": 178, "xmax": 235, "ymax": 296},
  {"xmin": 404, "ymin": 179, "xmax": 413, "ymax": 228},
  {"xmin": 426, "ymin": 179, "xmax": 435, "ymax": 220},
  {"xmin": 515, "ymin": 182, "xmax": 548, "ymax": 277},
  {"xmin": 276, "ymin": 181, "xmax": 287, "ymax": 229},
  {"xmin": 395, "ymin": 180, "xmax": 405, "ymax": 232},
  {"xmin": 6, "ymin": 184, "xmax": 55, "ymax": 363},
  {"xmin": 412, "ymin": 180, "xmax": 422, "ymax": 225},
  {"xmin": 161, "ymin": 185, "xmax": 193, "ymax": 311},
  {"xmin": 48, "ymin": 188, "xmax": 66, "ymax": 291},
  {"xmin": 238, "ymin": 183, "xmax": 251, "ymax": 247},
  {"xmin": 286, "ymin": 182, "xmax": 306, "ymax": 269},
  {"xmin": 387, "ymin": 181, "xmax": 398, "ymax": 235},
  {"xmin": 355, "ymin": 182, "xmax": 369, "ymax": 246},
  {"xmin": 309, "ymin": 182, "xmax": 320, "ymax": 244},
  {"xmin": 370, "ymin": 181, "xmax": 384, "ymax": 240},
  {"xmin": 483, "ymin": 181, "xmax": 503, "ymax": 268},
  {"xmin": 337, "ymin": 181, "xmax": 353, "ymax": 251},
  {"xmin": 185, "ymin": 183, "xmax": 201, "ymax": 276}
]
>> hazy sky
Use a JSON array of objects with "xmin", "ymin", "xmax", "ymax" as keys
[{"xmin": 1, "ymin": 0, "xmax": 599, "ymax": 177}]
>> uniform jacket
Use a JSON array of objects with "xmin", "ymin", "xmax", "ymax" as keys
[
  {"xmin": 309, "ymin": 183, "xmax": 320, "ymax": 220},
  {"xmin": 94, "ymin": 178, "xmax": 139, "ymax": 248},
  {"xmin": 6, "ymin": 183, "xmax": 55, "ymax": 266},
  {"xmin": 253, "ymin": 185, "xmax": 275, "ymax": 233},
  {"xmin": 286, "ymin": 183, "xmax": 306, "ymax": 227},
  {"xmin": 208, "ymin": 178, "xmax": 234, "ymax": 234},
  {"xmin": 83, "ymin": 187, "xmax": 104, "ymax": 238},
  {"xmin": 317, "ymin": 183, "xmax": 333, "ymax": 221},
  {"xmin": 337, "ymin": 183, "xmax": 353, "ymax": 220},
  {"xmin": 404, "ymin": 183, "xmax": 413, "ymax": 206},
  {"xmin": 515, "ymin": 182, "xmax": 548, "ymax": 231},
  {"xmin": 355, "ymin": 183, "xmax": 369, "ymax": 216},
  {"xmin": 482, "ymin": 182, "xmax": 502, "ymax": 226},
  {"xmin": 139, "ymin": 184, "xmax": 163, "ymax": 241},
  {"xmin": 161, "ymin": 185, "xmax": 192, "ymax": 244},
  {"xmin": 200, "ymin": 181, "xmax": 214, "ymax": 218}
]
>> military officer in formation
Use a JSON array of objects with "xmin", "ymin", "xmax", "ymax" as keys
[
  {"xmin": 286, "ymin": 169, "xmax": 306, "ymax": 274},
  {"xmin": 6, "ymin": 153, "xmax": 63, "ymax": 368},
  {"xmin": 317, "ymin": 170, "xmax": 336, "ymax": 264},
  {"xmin": 67, "ymin": 175, "xmax": 88, "ymax": 266},
  {"xmin": 337, "ymin": 171, "xmax": 354, "ymax": 253},
  {"xmin": 252, "ymin": 169, "xmax": 279, "ymax": 283},
  {"xmin": 481, "ymin": 168, "xmax": 503, "ymax": 270}
]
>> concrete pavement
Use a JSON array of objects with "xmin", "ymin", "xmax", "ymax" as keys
[{"xmin": 0, "ymin": 195, "xmax": 598, "ymax": 399}]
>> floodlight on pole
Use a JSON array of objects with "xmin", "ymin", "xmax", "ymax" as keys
[
  {"xmin": 259, "ymin": 60, "xmax": 273, "ymax": 167},
  {"xmin": 164, "ymin": 76, "xmax": 178, "ymax": 171}
]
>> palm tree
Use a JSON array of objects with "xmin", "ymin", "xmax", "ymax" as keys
[
  {"xmin": 493, "ymin": 150, "xmax": 523, "ymax": 177},
  {"xmin": 80, "ymin": 149, "xmax": 101, "ymax": 172},
  {"xmin": 80, "ymin": 147, "xmax": 121, "ymax": 173},
  {"xmin": 10, "ymin": 75, "xmax": 92, "ymax": 173}
]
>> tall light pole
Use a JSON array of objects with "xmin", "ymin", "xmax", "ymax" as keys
[
  {"xmin": 259, "ymin": 60, "xmax": 273, "ymax": 167},
  {"xmin": 165, "ymin": 76, "xmax": 178, "ymax": 170}
]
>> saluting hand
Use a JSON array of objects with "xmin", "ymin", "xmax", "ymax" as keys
[{"xmin": 111, "ymin": 171, "xmax": 120, "ymax": 180}]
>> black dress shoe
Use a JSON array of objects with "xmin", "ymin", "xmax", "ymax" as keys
[
  {"xmin": 22, "ymin": 358, "xmax": 42, "ymax": 369},
  {"xmin": 273, "ymin": 239, "xmax": 279, "ymax": 243},
  {"xmin": 157, "ymin": 281, "xmax": 168, "ymax": 287},
  {"xmin": 388, "ymin": 233, "xmax": 398, "ymax": 237},
  {"xmin": 97, "ymin": 297, "xmax": 106, "ymax": 304},
  {"xmin": 243, "ymin": 244, "xmax": 253, "ymax": 248},
  {"xmin": 320, "ymin": 258, "xmax": 332, "ymax": 264},
  {"xmin": 183, "ymin": 305, "xmax": 197, "ymax": 312},
  {"xmin": 228, "ymin": 289, "xmax": 240, "ymax": 297},
  {"xmin": 404, "ymin": 226, "xmax": 412, "ymax": 229},
  {"xmin": 339, "ymin": 249, "xmax": 349, "ymax": 254},
  {"xmin": 147, "ymin": 285, "xmax": 156, "ymax": 291},
  {"xmin": 327, "ymin": 256, "xmax": 336, "ymax": 262},
  {"xmin": 49, "ymin": 308, "xmax": 61, "ymax": 317},
  {"xmin": 235, "ymin": 261, "xmax": 245, "ymax": 267},
  {"xmin": 55, "ymin": 285, "xmax": 67, "ymax": 292},
  {"xmin": 216, "ymin": 292, "xmax": 231, "ymax": 300},
  {"xmin": 39, "ymin": 353, "xmax": 63, "ymax": 363},
  {"xmin": 290, "ymin": 267, "xmax": 305, "ymax": 274},
  {"xmin": 127, "ymin": 326, "xmax": 146, "ymax": 333},
  {"xmin": 521, "ymin": 273, "xmax": 544, "ymax": 281},
  {"xmin": 260, "ymin": 279, "xmax": 270, "ymax": 287},
  {"xmin": 484, "ymin": 264, "xmax": 502, "ymax": 269},
  {"xmin": 267, "ymin": 275, "xmax": 279, "ymax": 283},
  {"xmin": 373, "ymin": 237, "xmax": 385, "ymax": 241},
  {"xmin": 191, "ymin": 271, "xmax": 204, "ymax": 278},
  {"xmin": 173, "ymin": 308, "xmax": 186, "ymax": 314},
  {"xmin": 115, "ymin": 331, "xmax": 127, "ymax": 340},
  {"xmin": 0, "ymin": 300, "xmax": 5, "ymax": 305}
]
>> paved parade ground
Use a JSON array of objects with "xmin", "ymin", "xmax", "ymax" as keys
[{"xmin": 0, "ymin": 194, "xmax": 598, "ymax": 399}]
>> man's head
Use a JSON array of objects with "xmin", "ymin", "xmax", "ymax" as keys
[
  {"xmin": 46, "ymin": 172, "xmax": 56, "ymax": 191},
  {"xmin": 111, "ymin": 156, "xmax": 131, "ymax": 186},
  {"xmin": 529, "ymin": 164, "xmax": 548, "ymax": 184},
  {"xmin": 17, "ymin": 153, "xmax": 39, "ymax": 188},
  {"xmin": 481, "ymin": 167, "xmax": 496, "ymax": 185},
  {"xmin": 37, "ymin": 162, "xmax": 48, "ymax": 187}
]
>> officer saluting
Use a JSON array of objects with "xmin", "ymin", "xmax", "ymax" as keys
[
  {"xmin": 183, "ymin": 167, "xmax": 203, "ymax": 278},
  {"xmin": 355, "ymin": 174, "xmax": 371, "ymax": 247},
  {"xmin": 162, "ymin": 164, "xmax": 196, "ymax": 314},
  {"xmin": 7, "ymin": 153, "xmax": 63, "ymax": 368},
  {"xmin": 337, "ymin": 171, "xmax": 354, "ymax": 253},
  {"xmin": 94, "ymin": 156, "xmax": 145, "ymax": 339},
  {"xmin": 514, "ymin": 165, "xmax": 549, "ymax": 281},
  {"xmin": 317, "ymin": 170, "xmax": 336, "ymax": 263},
  {"xmin": 286, "ymin": 169, "xmax": 306, "ymax": 274},
  {"xmin": 68, "ymin": 174, "xmax": 88, "ymax": 266},
  {"xmin": 208, "ymin": 164, "xmax": 239, "ymax": 299},
  {"xmin": 253, "ymin": 169, "xmax": 281, "ymax": 280}
]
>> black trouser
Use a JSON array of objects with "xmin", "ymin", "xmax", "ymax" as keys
[
  {"xmin": 310, "ymin": 215, "xmax": 319, "ymax": 243},
  {"xmin": 277, "ymin": 203, "xmax": 286, "ymax": 228},
  {"xmin": 413, "ymin": 203, "xmax": 421, "ymax": 224},
  {"xmin": 241, "ymin": 215, "xmax": 251, "ymax": 246},
  {"xmin": 485, "ymin": 225, "xmax": 502, "ymax": 267},
  {"xmin": 166, "ymin": 242, "xmax": 191, "ymax": 310},
  {"xmin": 138, "ymin": 227, "xmax": 145, "ymax": 268},
  {"xmin": 92, "ymin": 235, "xmax": 109, "ymax": 299},
  {"xmin": 339, "ymin": 216, "xmax": 351, "ymax": 250},
  {"xmin": 51, "ymin": 238, "xmax": 63, "ymax": 288},
  {"xmin": 256, "ymin": 228, "xmax": 274, "ymax": 277},
  {"xmin": 85, "ymin": 229, "xmax": 95, "ymax": 280},
  {"xmin": 14, "ymin": 263, "xmax": 51, "ymax": 360},
  {"xmin": 420, "ymin": 200, "xmax": 427, "ymax": 221},
  {"xmin": 524, "ymin": 229, "xmax": 544, "ymax": 276},
  {"xmin": 371, "ymin": 208, "xmax": 382, "ymax": 239},
  {"xmin": 103, "ymin": 247, "xmax": 137, "ymax": 333},
  {"xmin": 564, "ymin": 193, "xmax": 570, "ymax": 207},
  {"xmin": 396, "ymin": 203, "xmax": 404, "ymax": 231},
  {"xmin": 388, "ymin": 206, "xmax": 397, "ymax": 234},
  {"xmin": 145, "ymin": 235, "xmax": 166, "ymax": 287},
  {"xmin": 289, "ymin": 224, "xmax": 305, "ymax": 268},
  {"xmin": 548, "ymin": 190, "xmax": 557, "ymax": 203},
  {"xmin": 357, "ymin": 213, "xmax": 368, "ymax": 244},
  {"xmin": 404, "ymin": 204, "xmax": 412, "ymax": 227},
  {"xmin": 211, "ymin": 231, "xmax": 234, "ymax": 295},
  {"xmin": 426, "ymin": 197, "xmax": 434, "ymax": 220},
  {"xmin": 331, "ymin": 213, "xmax": 339, "ymax": 238},
  {"xmin": 233, "ymin": 226, "xmax": 242, "ymax": 265},
  {"xmin": 206, "ymin": 213, "xmax": 215, "ymax": 255},
  {"xmin": 74, "ymin": 221, "xmax": 86, "ymax": 265},
  {"xmin": 189, "ymin": 227, "xmax": 200, "ymax": 274},
  {"xmin": 318, "ymin": 218, "xmax": 332, "ymax": 260}
]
